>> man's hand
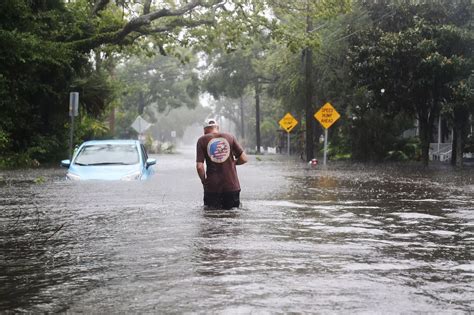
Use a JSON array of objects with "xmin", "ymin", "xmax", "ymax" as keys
[{"xmin": 236, "ymin": 152, "xmax": 248, "ymax": 165}]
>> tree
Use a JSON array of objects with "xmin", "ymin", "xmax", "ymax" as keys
[
  {"xmin": 267, "ymin": 0, "xmax": 350, "ymax": 160},
  {"xmin": 444, "ymin": 79, "xmax": 474, "ymax": 167},
  {"xmin": 209, "ymin": 96, "xmax": 251, "ymax": 140},
  {"xmin": 349, "ymin": 2, "xmax": 474, "ymax": 166},
  {"xmin": 118, "ymin": 51, "xmax": 200, "ymax": 112},
  {"xmin": 0, "ymin": 0, "xmax": 269, "ymax": 165},
  {"xmin": 202, "ymin": 48, "xmax": 261, "ymax": 148},
  {"xmin": 0, "ymin": 0, "xmax": 87, "ymax": 165},
  {"xmin": 435, "ymin": 25, "xmax": 474, "ymax": 167},
  {"xmin": 113, "ymin": 51, "xmax": 200, "ymax": 138},
  {"xmin": 149, "ymin": 105, "xmax": 211, "ymax": 143}
]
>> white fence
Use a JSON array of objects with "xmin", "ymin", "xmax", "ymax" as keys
[{"xmin": 429, "ymin": 143, "xmax": 452, "ymax": 162}]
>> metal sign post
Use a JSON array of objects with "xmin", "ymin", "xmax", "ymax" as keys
[
  {"xmin": 287, "ymin": 132, "xmax": 290, "ymax": 156},
  {"xmin": 323, "ymin": 128, "xmax": 328, "ymax": 166},
  {"xmin": 279, "ymin": 112, "xmax": 298, "ymax": 156},
  {"xmin": 69, "ymin": 92, "xmax": 79, "ymax": 160},
  {"xmin": 314, "ymin": 102, "xmax": 341, "ymax": 166}
]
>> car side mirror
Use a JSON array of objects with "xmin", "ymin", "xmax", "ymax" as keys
[
  {"xmin": 146, "ymin": 158, "xmax": 156, "ymax": 168},
  {"xmin": 61, "ymin": 159, "xmax": 71, "ymax": 168}
]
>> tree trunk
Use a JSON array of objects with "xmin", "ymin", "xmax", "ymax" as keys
[
  {"xmin": 455, "ymin": 124, "xmax": 463, "ymax": 167},
  {"xmin": 451, "ymin": 127, "xmax": 457, "ymax": 166},
  {"xmin": 451, "ymin": 107, "xmax": 469, "ymax": 167},
  {"xmin": 138, "ymin": 92, "xmax": 145, "ymax": 115},
  {"xmin": 94, "ymin": 49, "xmax": 102, "ymax": 72},
  {"xmin": 255, "ymin": 81, "xmax": 261, "ymax": 154},
  {"xmin": 418, "ymin": 118, "xmax": 431, "ymax": 166},
  {"xmin": 313, "ymin": 117, "xmax": 321, "ymax": 158},
  {"xmin": 418, "ymin": 100, "xmax": 438, "ymax": 166}
]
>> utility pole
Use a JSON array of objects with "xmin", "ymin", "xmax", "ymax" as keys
[
  {"xmin": 255, "ymin": 80, "xmax": 261, "ymax": 154},
  {"xmin": 240, "ymin": 96, "xmax": 245, "ymax": 140},
  {"xmin": 304, "ymin": 10, "xmax": 314, "ymax": 162}
]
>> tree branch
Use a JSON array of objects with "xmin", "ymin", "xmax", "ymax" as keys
[
  {"xmin": 92, "ymin": 0, "xmax": 110, "ymax": 15},
  {"xmin": 71, "ymin": 0, "xmax": 221, "ymax": 52},
  {"xmin": 114, "ymin": 1, "xmax": 216, "ymax": 42},
  {"xmin": 138, "ymin": 18, "xmax": 215, "ymax": 35},
  {"xmin": 143, "ymin": 0, "xmax": 152, "ymax": 15}
]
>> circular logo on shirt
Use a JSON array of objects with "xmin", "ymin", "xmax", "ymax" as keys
[{"xmin": 207, "ymin": 137, "xmax": 230, "ymax": 163}]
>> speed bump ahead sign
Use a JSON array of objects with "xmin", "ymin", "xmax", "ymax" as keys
[
  {"xmin": 279, "ymin": 113, "xmax": 298, "ymax": 133},
  {"xmin": 314, "ymin": 102, "xmax": 340, "ymax": 129}
]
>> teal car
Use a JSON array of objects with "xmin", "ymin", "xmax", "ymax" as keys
[{"xmin": 61, "ymin": 140, "xmax": 156, "ymax": 181}]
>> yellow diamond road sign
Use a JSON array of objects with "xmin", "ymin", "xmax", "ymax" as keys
[
  {"xmin": 314, "ymin": 102, "xmax": 340, "ymax": 129},
  {"xmin": 279, "ymin": 112, "xmax": 298, "ymax": 133}
]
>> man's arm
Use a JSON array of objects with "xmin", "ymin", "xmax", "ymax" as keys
[
  {"xmin": 196, "ymin": 162, "xmax": 206, "ymax": 183},
  {"xmin": 232, "ymin": 135, "xmax": 248, "ymax": 165},
  {"xmin": 236, "ymin": 151, "xmax": 248, "ymax": 165},
  {"xmin": 196, "ymin": 139, "xmax": 206, "ymax": 184}
]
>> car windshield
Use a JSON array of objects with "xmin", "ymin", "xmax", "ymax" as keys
[{"xmin": 74, "ymin": 144, "xmax": 139, "ymax": 165}]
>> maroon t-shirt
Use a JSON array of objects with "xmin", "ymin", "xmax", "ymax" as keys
[{"xmin": 196, "ymin": 132, "xmax": 244, "ymax": 193}]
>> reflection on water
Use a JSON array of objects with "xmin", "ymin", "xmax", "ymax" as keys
[
  {"xmin": 194, "ymin": 210, "xmax": 243, "ymax": 277},
  {"xmin": 0, "ymin": 154, "xmax": 473, "ymax": 312}
]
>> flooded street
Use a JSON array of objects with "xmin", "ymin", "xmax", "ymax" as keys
[{"xmin": 1, "ymin": 147, "xmax": 473, "ymax": 313}]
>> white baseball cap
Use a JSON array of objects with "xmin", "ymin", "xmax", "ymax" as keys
[{"xmin": 204, "ymin": 118, "xmax": 218, "ymax": 128}]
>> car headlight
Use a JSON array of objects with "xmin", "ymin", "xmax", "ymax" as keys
[
  {"xmin": 121, "ymin": 171, "xmax": 141, "ymax": 181},
  {"xmin": 66, "ymin": 172, "xmax": 81, "ymax": 180}
]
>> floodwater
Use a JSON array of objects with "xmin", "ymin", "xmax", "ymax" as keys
[{"xmin": 0, "ymin": 147, "xmax": 473, "ymax": 313}]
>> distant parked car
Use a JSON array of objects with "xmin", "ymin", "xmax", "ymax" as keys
[{"xmin": 61, "ymin": 140, "xmax": 156, "ymax": 180}]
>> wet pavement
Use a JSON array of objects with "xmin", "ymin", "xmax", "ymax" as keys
[{"xmin": 0, "ymin": 147, "xmax": 473, "ymax": 313}]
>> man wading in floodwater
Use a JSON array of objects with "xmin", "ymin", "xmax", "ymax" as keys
[{"xmin": 196, "ymin": 118, "xmax": 248, "ymax": 209}]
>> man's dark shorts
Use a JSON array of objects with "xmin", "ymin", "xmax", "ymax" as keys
[{"xmin": 204, "ymin": 191, "xmax": 240, "ymax": 210}]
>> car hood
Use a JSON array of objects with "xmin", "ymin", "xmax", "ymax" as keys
[{"xmin": 67, "ymin": 163, "xmax": 142, "ymax": 180}]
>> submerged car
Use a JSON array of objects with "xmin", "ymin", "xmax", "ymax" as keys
[{"xmin": 61, "ymin": 140, "xmax": 156, "ymax": 180}]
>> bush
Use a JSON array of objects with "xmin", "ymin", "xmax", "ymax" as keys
[
  {"xmin": 0, "ymin": 128, "xmax": 9, "ymax": 153},
  {"xmin": 0, "ymin": 132, "xmax": 61, "ymax": 168},
  {"xmin": 383, "ymin": 137, "xmax": 420, "ymax": 162},
  {"xmin": 384, "ymin": 150, "xmax": 409, "ymax": 162},
  {"xmin": 144, "ymin": 134, "xmax": 154, "ymax": 153}
]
